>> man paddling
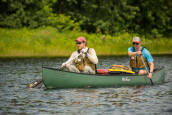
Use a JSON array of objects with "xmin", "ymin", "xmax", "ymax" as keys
[
  {"xmin": 28, "ymin": 36, "xmax": 98, "ymax": 88},
  {"xmin": 61, "ymin": 36, "xmax": 98, "ymax": 74},
  {"xmin": 128, "ymin": 37, "xmax": 154, "ymax": 78}
]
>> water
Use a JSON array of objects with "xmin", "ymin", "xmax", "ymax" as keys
[{"xmin": 0, "ymin": 56, "xmax": 172, "ymax": 115}]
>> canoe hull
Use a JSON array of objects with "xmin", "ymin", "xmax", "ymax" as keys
[{"xmin": 42, "ymin": 67, "xmax": 165, "ymax": 89}]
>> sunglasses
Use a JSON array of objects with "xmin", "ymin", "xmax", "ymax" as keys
[
  {"xmin": 76, "ymin": 42, "xmax": 82, "ymax": 44},
  {"xmin": 133, "ymin": 42, "xmax": 139, "ymax": 45}
]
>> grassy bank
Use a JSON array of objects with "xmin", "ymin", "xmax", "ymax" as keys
[{"xmin": 0, "ymin": 27, "xmax": 172, "ymax": 58}]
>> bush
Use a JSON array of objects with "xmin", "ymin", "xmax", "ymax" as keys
[{"xmin": 47, "ymin": 14, "xmax": 81, "ymax": 32}]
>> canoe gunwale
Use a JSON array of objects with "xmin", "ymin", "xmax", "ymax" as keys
[{"xmin": 42, "ymin": 66, "xmax": 165, "ymax": 77}]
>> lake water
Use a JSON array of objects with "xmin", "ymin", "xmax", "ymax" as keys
[{"xmin": 0, "ymin": 56, "xmax": 172, "ymax": 115}]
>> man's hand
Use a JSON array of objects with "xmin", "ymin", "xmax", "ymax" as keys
[
  {"xmin": 81, "ymin": 49, "xmax": 88, "ymax": 57},
  {"xmin": 81, "ymin": 48, "xmax": 87, "ymax": 53},
  {"xmin": 61, "ymin": 63, "xmax": 66, "ymax": 68},
  {"xmin": 148, "ymin": 72, "xmax": 152, "ymax": 79},
  {"xmin": 136, "ymin": 51, "xmax": 142, "ymax": 55}
]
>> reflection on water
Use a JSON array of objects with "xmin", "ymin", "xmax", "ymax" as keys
[{"xmin": 0, "ymin": 56, "xmax": 172, "ymax": 114}]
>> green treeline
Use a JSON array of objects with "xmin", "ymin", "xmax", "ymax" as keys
[{"xmin": 0, "ymin": 0, "xmax": 171, "ymax": 38}]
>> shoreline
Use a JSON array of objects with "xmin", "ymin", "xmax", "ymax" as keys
[
  {"xmin": 0, "ymin": 53, "xmax": 172, "ymax": 59},
  {"xmin": 1, "ymin": 27, "xmax": 172, "ymax": 58}
]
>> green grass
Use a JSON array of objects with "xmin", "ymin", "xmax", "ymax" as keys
[{"xmin": 0, "ymin": 27, "xmax": 172, "ymax": 58}]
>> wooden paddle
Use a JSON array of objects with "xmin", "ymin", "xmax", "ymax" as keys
[{"xmin": 140, "ymin": 55, "xmax": 154, "ymax": 85}]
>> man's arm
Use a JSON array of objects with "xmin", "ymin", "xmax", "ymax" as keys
[
  {"xmin": 61, "ymin": 51, "xmax": 77, "ymax": 67},
  {"xmin": 149, "ymin": 62, "xmax": 154, "ymax": 73},
  {"xmin": 144, "ymin": 49, "xmax": 154, "ymax": 78},
  {"xmin": 128, "ymin": 51, "xmax": 142, "ymax": 56},
  {"xmin": 148, "ymin": 62, "xmax": 154, "ymax": 78},
  {"xmin": 87, "ymin": 48, "xmax": 98, "ymax": 64}
]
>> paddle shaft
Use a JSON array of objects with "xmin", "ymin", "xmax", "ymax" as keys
[
  {"xmin": 28, "ymin": 52, "xmax": 83, "ymax": 88},
  {"xmin": 140, "ymin": 55, "xmax": 154, "ymax": 85},
  {"xmin": 61, "ymin": 51, "xmax": 85, "ymax": 70}
]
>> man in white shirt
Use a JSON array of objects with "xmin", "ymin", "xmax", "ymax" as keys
[{"xmin": 61, "ymin": 36, "xmax": 98, "ymax": 74}]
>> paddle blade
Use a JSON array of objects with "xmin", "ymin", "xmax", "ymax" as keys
[{"xmin": 27, "ymin": 79, "xmax": 43, "ymax": 88}]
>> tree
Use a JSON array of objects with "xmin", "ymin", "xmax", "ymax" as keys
[{"xmin": 0, "ymin": 0, "xmax": 51, "ymax": 28}]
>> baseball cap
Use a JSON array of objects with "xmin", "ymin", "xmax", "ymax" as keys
[
  {"xmin": 75, "ymin": 36, "xmax": 86, "ymax": 43},
  {"xmin": 132, "ymin": 37, "xmax": 141, "ymax": 43}
]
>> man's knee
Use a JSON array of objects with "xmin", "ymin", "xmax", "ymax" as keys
[{"xmin": 138, "ymin": 70, "xmax": 147, "ymax": 75}]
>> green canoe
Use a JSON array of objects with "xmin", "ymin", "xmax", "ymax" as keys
[{"xmin": 42, "ymin": 67, "xmax": 165, "ymax": 89}]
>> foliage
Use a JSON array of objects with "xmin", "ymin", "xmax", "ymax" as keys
[
  {"xmin": 0, "ymin": 0, "xmax": 171, "ymax": 37},
  {"xmin": 0, "ymin": 27, "xmax": 172, "ymax": 57},
  {"xmin": 128, "ymin": 0, "xmax": 172, "ymax": 38},
  {"xmin": 47, "ymin": 14, "xmax": 81, "ymax": 32},
  {"xmin": 0, "ymin": 0, "xmax": 50, "ymax": 28}
]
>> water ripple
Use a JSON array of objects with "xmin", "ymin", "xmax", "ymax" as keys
[{"xmin": 0, "ymin": 57, "xmax": 172, "ymax": 114}]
